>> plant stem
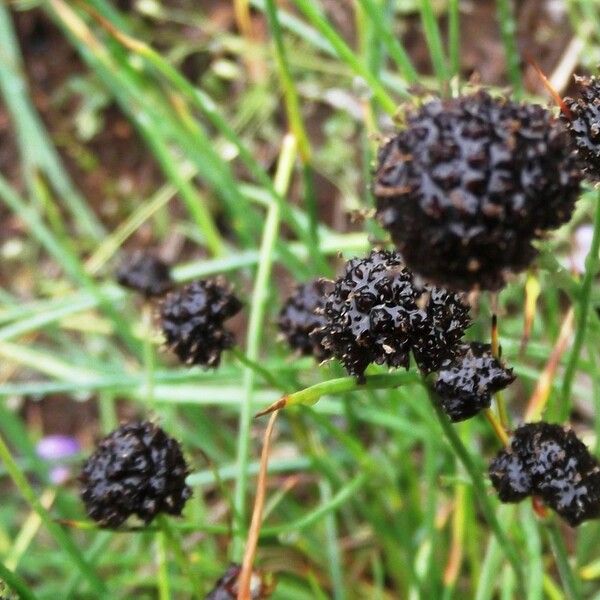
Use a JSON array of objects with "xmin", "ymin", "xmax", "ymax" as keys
[
  {"xmin": 546, "ymin": 521, "xmax": 582, "ymax": 600},
  {"xmin": 484, "ymin": 409, "xmax": 510, "ymax": 447},
  {"xmin": 448, "ymin": 0, "xmax": 461, "ymax": 82},
  {"xmin": 231, "ymin": 135, "xmax": 297, "ymax": 561},
  {"xmin": 558, "ymin": 192, "xmax": 600, "ymax": 421},
  {"xmin": 427, "ymin": 389, "xmax": 524, "ymax": 588},
  {"xmin": 290, "ymin": 0, "xmax": 399, "ymax": 113},
  {"xmin": 496, "ymin": 0, "xmax": 523, "ymax": 97},
  {"xmin": 229, "ymin": 348, "xmax": 289, "ymax": 392},
  {"xmin": 356, "ymin": 0, "xmax": 418, "ymax": 83},
  {"xmin": 419, "ymin": 0, "xmax": 449, "ymax": 91},
  {"xmin": 0, "ymin": 559, "xmax": 39, "ymax": 600},
  {"xmin": 256, "ymin": 371, "xmax": 420, "ymax": 415}
]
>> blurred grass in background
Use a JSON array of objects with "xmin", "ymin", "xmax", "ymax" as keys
[{"xmin": 1, "ymin": 0, "xmax": 600, "ymax": 598}]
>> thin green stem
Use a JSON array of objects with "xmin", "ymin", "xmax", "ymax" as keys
[
  {"xmin": 496, "ymin": 0, "xmax": 523, "ymax": 97},
  {"xmin": 263, "ymin": 0, "xmax": 327, "ymax": 272},
  {"xmin": 356, "ymin": 0, "xmax": 418, "ymax": 83},
  {"xmin": 0, "ymin": 173, "xmax": 142, "ymax": 356},
  {"xmin": 0, "ymin": 560, "xmax": 39, "ymax": 600},
  {"xmin": 0, "ymin": 433, "xmax": 106, "ymax": 594},
  {"xmin": 158, "ymin": 515, "xmax": 202, "ymax": 598},
  {"xmin": 290, "ymin": 0, "xmax": 399, "ymax": 112},
  {"xmin": 229, "ymin": 347, "xmax": 290, "ymax": 392},
  {"xmin": 558, "ymin": 193, "xmax": 600, "ymax": 421},
  {"xmin": 546, "ymin": 521, "xmax": 582, "ymax": 600},
  {"xmin": 419, "ymin": 0, "xmax": 449, "ymax": 90},
  {"xmin": 156, "ymin": 530, "xmax": 171, "ymax": 600},
  {"xmin": 261, "ymin": 472, "xmax": 367, "ymax": 537},
  {"xmin": 264, "ymin": 0, "xmax": 311, "ymax": 161},
  {"xmin": 283, "ymin": 372, "xmax": 420, "ymax": 410},
  {"xmin": 320, "ymin": 479, "xmax": 346, "ymax": 600},
  {"xmin": 448, "ymin": 0, "xmax": 461, "ymax": 81},
  {"xmin": 427, "ymin": 389, "xmax": 524, "ymax": 588},
  {"xmin": 0, "ymin": 3, "xmax": 103, "ymax": 240},
  {"xmin": 231, "ymin": 135, "xmax": 297, "ymax": 560}
]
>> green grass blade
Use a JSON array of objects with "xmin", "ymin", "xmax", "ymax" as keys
[
  {"xmin": 496, "ymin": 0, "xmax": 523, "ymax": 97},
  {"xmin": 0, "ymin": 174, "xmax": 142, "ymax": 355},
  {"xmin": 419, "ymin": 0, "xmax": 449, "ymax": 89},
  {"xmin": 0, "ymin": 4, "xmax": 104, "ymax": 241},
  {"xmin": 290, "ymin": 0, "xmax": 399, "ymax": 112},
  {"xmin": 0, "ymin": 434, "xmax": 106, "ymax": 594},
  {"xmin": 357, "ymin": 0, "xmax": 418, "ymax": 83},
  {"xmin": 428, "ymin": 390, "xmax": 524, "ymax": 589},
  {"xmin": 546, "ymin": 521, "xmax": 582, "ymax": 600},
  {"xmin": 231, "ymin": 134, "xmax": 297, "ymax": 560},
  {"xmin": 0, "ymin": 560, "xmax": 39, "ymax": 600},
  {"xmin": 448, "ymin": 0, "xmax": 461, "ymax": 81},
  {"xmin": 557, "ymin": 192, "xmax": 600, "ymax": 420}
]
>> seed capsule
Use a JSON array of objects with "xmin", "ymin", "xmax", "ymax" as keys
[
  {"xmin": 160, "ymin": 278, "xmax": 242, "ymax": 368},
  {"xmin": 80, "ymin": 421, "xmax": 191, "ymax": 528},
  {"xmin": 435, "ymin": 342, "xmax": 515, "ymax": 422},
  {"xmin": 375, "ymin": 91, "xmax": 581, "ymax": 291},
  {"xmin": 315, "ymin": 250, "xmax": 470, "ymax": 380}
]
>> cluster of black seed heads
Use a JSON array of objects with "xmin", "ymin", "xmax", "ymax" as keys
[
  {"xmin": 205, "ymin": 563, "xmax": 272, "ymax": 599},
  {"xmin": 116, "ymin": 252, "xmax": 173, "ymax": 297},
  {"xmin": 374, "ymin": 91, "xmax": 582, "ymax": 291},
  {"xmin": 489, "ymin": 423, "xmax": 600, "ymax": 526},
  {"xmin": 278, "ymin": 279, "xmax": 333, "ymax": 361},
  {"xmin": 562, "ymin": 75, "xmax": 600, "ymax": 181},
  {"xmin": 314, "ymin": 250, "xmax": 471, "ymax": 380},
  {"xmin": 434, "ymin": 342, "xmax": 515, "ymax": 422},
  {"xmin": 80, "ymin": 421, "xmax": 191, "ymax": 528},
  {"xmin": 160, "ymin": 278, "xmax": 242, "ymax": 368}
]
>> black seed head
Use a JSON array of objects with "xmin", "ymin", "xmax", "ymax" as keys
[
  {"xmin": 435, "ymin": 342, "xmax": 515, "ymax": 422},
  {"xmin": 205, "ymin": 563, "xmax": 273, "ymax": 599},
  {"xmin": 116, "ymin": 252, "xmax": 173, "ymax": 297},
  {"xmin": 375, "ymin": 91, "xmax": 582, "ymax": 291},
  {"xmin": 489, "ymin": 422, "xmax": 600, "ymax": 526},
  {"xmin": 80, "ymin": 421, "xmax": 191, "ymax": 528},
  {"xmin": 160, "ymin": 278, "xmax": 242, "ymax": 368},
  {"xmin": 562, "ymin": 75, "xmax": 600, "ymax": 181},
  {"xmin": 489, "ymin": 450, "xmax": 532, "ymax": 502},
  {"xmin": 316, "ymin": 250, "xmax": 470, "ymax": 380},
  {"xmin": 278, "ymin": 279, "xmax": 334, "ymax": 361}
]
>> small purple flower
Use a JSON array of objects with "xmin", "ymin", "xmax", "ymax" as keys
[{"xmin": 36, "ymin": 435, "xmax": 80, "ymax": 485}]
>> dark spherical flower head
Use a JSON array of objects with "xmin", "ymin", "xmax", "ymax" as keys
[
  {"xmin": 490, "ymin": 422, "xmax": 600, "ymax": 526},
  {"xmin": 562, "ymin": 75, "xmax": 600, "ymax": 181},
  {"xmin": 315, "ymin": 250, "xmax": 470, "ymax": 380},
  {"xmin": 116, "ymin": 252, "xmax": 173, "ymax": 297},
  {"xmin": 435, "ymin": 342, "xmax": 515, "ymax": 422},
  {"xmin": 374, "ymin": 91, "xmax": 582, "ymax": 291},
  {"xmin": 80, "ymin": 421, "xmax": 191, "ymax": 528},
  {"xmin": 160, "ymin": 278, "xmax": 242, "ymax": 368},
  {"xmin": 278, "ymin": 279, "xmax": 333, "ymax": 361},
  {"xmin": 205, "ymin": 563, "xmax": 273, "ymax": 599}
]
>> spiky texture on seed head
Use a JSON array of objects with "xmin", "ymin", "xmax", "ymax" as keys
[
  {"xmin": 435, "ymin": 342, "xmax": 515, "ymax": 422},
  {"xmin": 315, "ymin": 250, "xmax": 470, "ymax": 380},
  {"xmin": 374, "ymin": 91, "xmax": 582, "ymax": 291},
  {"xmin": 489, "ymin": 422, "xmax": 600, "ymax": 526},
  {"xmin": 278, "ymin": 279, "xmax": 334, "ymax": 361},
  {"xmin": 80, "ymin": 421, "xmax": 191, "ymax": 528},
  {"xmin": 205, "ymin": 563, "xmax": 273, "ymax": 599},
  {"xmin": 116, "ymin": 252, "xmax": 173, "ymax": 297},
  {"xmin": 562, "ymin": 75, "xmax": 600, "ymax": 181},
  {"xmin": 160, "ymin": 278, "xmax": 242, "ymax": 368}
]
